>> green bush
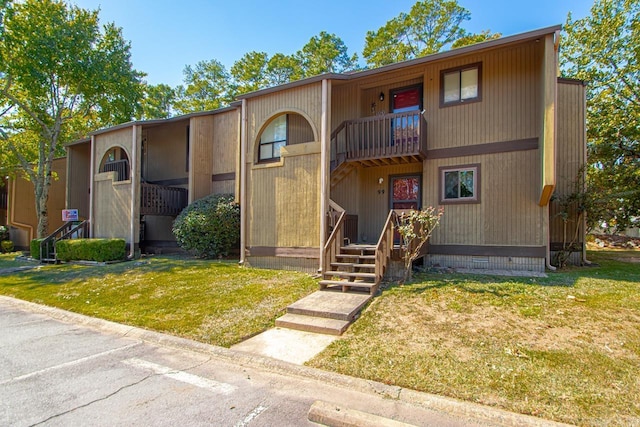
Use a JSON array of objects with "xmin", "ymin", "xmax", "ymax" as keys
[
  {"xmin": 55, "ymin": 239, "xmax": 126, "ymax": 262},
  {"xmin": 0, "ymin": 225, "xmax": 9, "ymax": 242},
  {"xmin": 172, "ymin": 193, "xmax": 240, "ymax": 258},
  {"xmin": 1, "ymin": 240, "xmax": 14, "ymax": 253},
  {"xmin": 30, "ymin": 239, "xmax": 44, "ymax": 259}
]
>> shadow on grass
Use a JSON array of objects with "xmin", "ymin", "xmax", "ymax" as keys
[{"xmin": 0, "ymin": 254, "xmax": 241, "ymax": 290}]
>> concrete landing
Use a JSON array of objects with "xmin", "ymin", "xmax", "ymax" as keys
[
  {"xmin": 276, "ymin": 290, "xmax": 372, "ymax": 335},
  {"xmin": 231, "ymin": 327, "xmax": 337, "ymax": 365},
  {"xmin": 286, "ymin": 290, "xmax": 372, "ymax": 321}
]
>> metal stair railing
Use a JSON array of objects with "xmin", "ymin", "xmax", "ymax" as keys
[{"xmin": 39, "ymin": 220, "xmax": 89, "ymax": 262}]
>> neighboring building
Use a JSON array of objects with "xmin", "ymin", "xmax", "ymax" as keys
[
  {"xmin": 65, "ymin": 25, "xmax": 586, "ymax": 276},
  {"xmin": 4, "ymin": 158, "xmax": 68, "ymax": 250}
]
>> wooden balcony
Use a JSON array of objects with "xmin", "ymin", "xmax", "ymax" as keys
[
  {"xmin": 331, "ymin": 110, "xmax": 427, "ymax": 170},
  {"xmin": 140, "ymin": 182, "xmax": 188, "ymax": 216},
  {"xmin": 102, "ymin": 159, "xmax": 130, "ymax": 181}
]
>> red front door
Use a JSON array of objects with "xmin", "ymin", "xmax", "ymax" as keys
[{"xmin": 391, "ymin": 176, "xmax": 421, "ymax": 210}]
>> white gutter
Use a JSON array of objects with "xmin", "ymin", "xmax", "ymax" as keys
[
  {"xmin": 129, "ymin": 125, "xmax": 138, "ymax": 259},
  {"xmin": 89, "ymin": 135, "xmax": 95, "ymax": 237},
  {"xmin": 319, "ymin": 79, "xmax": 330, "ymax": 273},
  {"xmin": 239, "ymin": 99, "xmax": 247, "ymax": 266}
]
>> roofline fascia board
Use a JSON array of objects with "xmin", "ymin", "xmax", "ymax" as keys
[{"xmin": 236, "ymin": 25, "xmax": 562, "ymax": 101}]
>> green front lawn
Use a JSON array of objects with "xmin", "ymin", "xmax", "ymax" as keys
[
  {"xmin": 0, "ymin": 254, "xmax": 316, "ymax": 347},
  {"xmin": 309, "ymin": 250, "xmax": 640, "ymax": 427}
]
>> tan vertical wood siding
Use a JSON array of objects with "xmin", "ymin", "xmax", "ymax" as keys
[
  {"xmin": 92, "ymin": 128, "xmax": 134, "ymax": 244},
  {"xmin": 550, "ymin": 80, "xmax": 586, "ymax": 245},
  {"xmin": 66, "ymin": 143, "xmax": 90, "ymax": 219},
  {"xmin": 144, "ymin": 121, "xmax": 189, "ymax": 184},
  {"xmin": 424, "ymin": 150, "xmax": 543, "ymax": 246},
  {"xmin": 189, "ymin": 116, "xmax": 214, "ymax": 201},
  {"xmin": 8, "ymin": 158, "xmax": 67, "ymax": 247},
  {"xmin": 245, "ymin": 84, "xmax": 322, "ymax": 251}
]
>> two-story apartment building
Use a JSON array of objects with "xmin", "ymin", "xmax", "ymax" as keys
[{"xmin": 64, "ymin": 25, "xmax": 586, "ymax": 283}]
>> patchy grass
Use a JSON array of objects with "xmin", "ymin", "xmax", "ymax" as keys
[
  {"xmin": 309, "ymin": 250, "xmax": 640, "ymax": 427},
  {"xmin": 0, "ymin": 252, "xmax": 32, "ymax": 269},
  {"xmin": 0, "ymin": 255, "xmax": 317, "ymax": 347}
]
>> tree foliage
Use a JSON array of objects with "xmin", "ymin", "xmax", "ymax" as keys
[
  {"xmin": 138, "ymin": 83, "xmax": 176, "ymax": 120},
  {"xmin": 395, "ymin": 207, "xmax": 444, "ymax": 282},
  {"xmin": 174, "ymin": 59, "xmax": 233, "ymax": 115},
  {"xmin": 561, "ymin": 0, "xmax": 640, "ymax": 231},
  {"xmin": 0, "ymin": 0, "xmax": 143, "ymax": 237},
  {"xmin": 363, "ymin": 0, "xmax": 497, "ymax": 67},
  {"xmin": 296, "ymin": 31, "xmax": 359, "ymax": 76}
]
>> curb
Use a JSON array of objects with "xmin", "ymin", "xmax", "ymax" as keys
[{"xmin": 1, "ymin": 295, "xmax": 574, "ymax": 427}]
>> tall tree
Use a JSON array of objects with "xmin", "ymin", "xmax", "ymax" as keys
[
  {"xmin": 452, "ymin": 29, "xmax": 501, "ymax": 49},
  {"xmin": 297, "ymin": 31, "xmax": 359, "ymax": 76},
  {"xmin": 231, "ymin": 51, "xmax": 269, "ymax": 95},
  {"xmin": 138, "ymin": 83, "xmax": 176, "ymax": 120},
  {"xmin": 265, "ymin": 53, "xmax": 303, "ymax": 86},
  {"xmin": 561, "ymin": 0, "xmax": 640, "ymax": 231},
  {"xmin": 0, "ymin": 0, "xmax": 143, "ymax": 237},
  {"xmin": 363, "ymin": 0, "xmax": 496, "ymax": 67},
  {"xmin": 174, "ymin": 59, "xmax": 232, "ymax": 115}
]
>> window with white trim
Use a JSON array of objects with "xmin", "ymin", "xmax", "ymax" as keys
[
  {"xmin": 441, "ymin": 63, "xmax": 481, "ymax": 106},
  {"xmin": 440, "ymin": 165, "xmax": 479, "ymax": 203}
]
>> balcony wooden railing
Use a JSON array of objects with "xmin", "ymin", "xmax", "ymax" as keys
[
  {"xmin": 102, "ymin": 159, "xmax": 130, "ymax": 181},
  {"xmin": 331, "ymin": 110, "xmax": 427, "ymax": 170},
  {"xmin": 140, "ymin": 182, "xmax": 188, "ymax": 216}
]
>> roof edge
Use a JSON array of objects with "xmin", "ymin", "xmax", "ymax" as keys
[{"xmin": 236, "ymin": 25, "xmax": 562, "ymax": 100}]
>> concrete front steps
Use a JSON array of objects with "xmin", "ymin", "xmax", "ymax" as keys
[{"xmin": 276, "ymin": 290, "xmax": 372, "ymax": 336}]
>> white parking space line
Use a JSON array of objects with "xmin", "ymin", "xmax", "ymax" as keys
[
  {"xmin": 0, "ymin": 342, "xmax": 142, "ymax": 386},
  {"xmin": 234, "ymin": 405, "xmax": 268, "ymax": 427},
  {"xmin": 123, "ymin": 358, "xmax": 237, "ymax": 395}
]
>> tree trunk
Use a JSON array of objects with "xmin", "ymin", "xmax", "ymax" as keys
[{"xmin": 35, "ymin": 178, "xmax": 50, "ymax": 238}]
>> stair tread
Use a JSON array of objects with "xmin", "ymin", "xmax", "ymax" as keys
[
  {"xmin": 324, "ymin": 270, "xmax": 376, "ymax": 279},
  {"xmin": 276, "ymin": 313, "xmax": 350, "ymax": 335},
  {"xmin": 319, "ymin": 280, "xmax": 376, "ymax": 288},
  {"xmin": 330, "ymin": 262, "xmax": 376, "ymax": 269}
]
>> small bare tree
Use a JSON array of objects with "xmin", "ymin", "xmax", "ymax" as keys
[
  {"xmin": 395, "ymin": 207, "xmax": 444, "ymax": 282},
  {"xmin": 551, "ymin": 170, "xmax": 590, "ymax": 268}
]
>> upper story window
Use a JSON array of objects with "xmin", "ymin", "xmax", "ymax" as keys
[
  {"xmin": 259, "ymin": 115, "xmax": 288, "ymax": 162},
  {"xmin": 440, "ymin": 164, "xmax": 480, "ymax": 204},
  {"xmin": 440, "ymin": 63, "xmax": 482, "ymax": 107}
]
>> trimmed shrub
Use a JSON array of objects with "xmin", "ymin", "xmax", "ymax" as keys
[
  {"xmin": 55, "ymin": 239, "xmax": 126, "ymax": 262},
  {"xmin": 30, "ymin": 239, "xmax": 44, "ymax": 259},
  {"xmin": 1, "ymin": 240, "xmax": 14, "ymax": 253},
  {"xmin": 173, "ymin": 194, "xmax": 240, "ymax": 258},
  {"xmin": 0, "ymin": 225, "xmax": 9, "ymax": 242}
]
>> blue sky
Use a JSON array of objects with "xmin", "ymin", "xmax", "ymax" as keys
[{"xmin": 70, "ymin": 0, "xmax": 592, "ymax": 87}]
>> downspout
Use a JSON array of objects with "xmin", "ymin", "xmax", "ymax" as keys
[
  {"xmin": 239, "ymin": 99, "xmax": 247, "ymax": 266},
  {"xmin": 89, "ymin": 135, "xmax": 95, "ymax": 238},
  {"xmin": 580, "ymin": 79, "xmax": 591, "ymax": 266},
  {"xmin": 319, "ymin": 79, "xmax": 330, "ymax": 273},
  {"xmin": 129, "ymin": 125, "xmax": 138, "ymax": 259}
]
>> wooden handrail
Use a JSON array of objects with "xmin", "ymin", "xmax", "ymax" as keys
[
  {"xmin": 331, "ymin": 110, "xmax": 426, "ymax": 171},
  {"xmin": 374, "ymin": 210, "xmax": 396, "ymax": 284},
  {"xmin": 323, "ymin": 210, "xmax": 346, "ymax": 274}
]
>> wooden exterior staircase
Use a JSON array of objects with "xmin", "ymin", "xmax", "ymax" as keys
[{"xmin": 321, "ymin": 206, "xmax": 396, "ymax": 296}]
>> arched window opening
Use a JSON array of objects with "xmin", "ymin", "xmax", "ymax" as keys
[
  {"xmin": 99, "ymin": 147, "xmax": 130, "ymax": 181},
  {"xmin": 257, "ymin": 113, "xmax": 314, "ymax": 162}
]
